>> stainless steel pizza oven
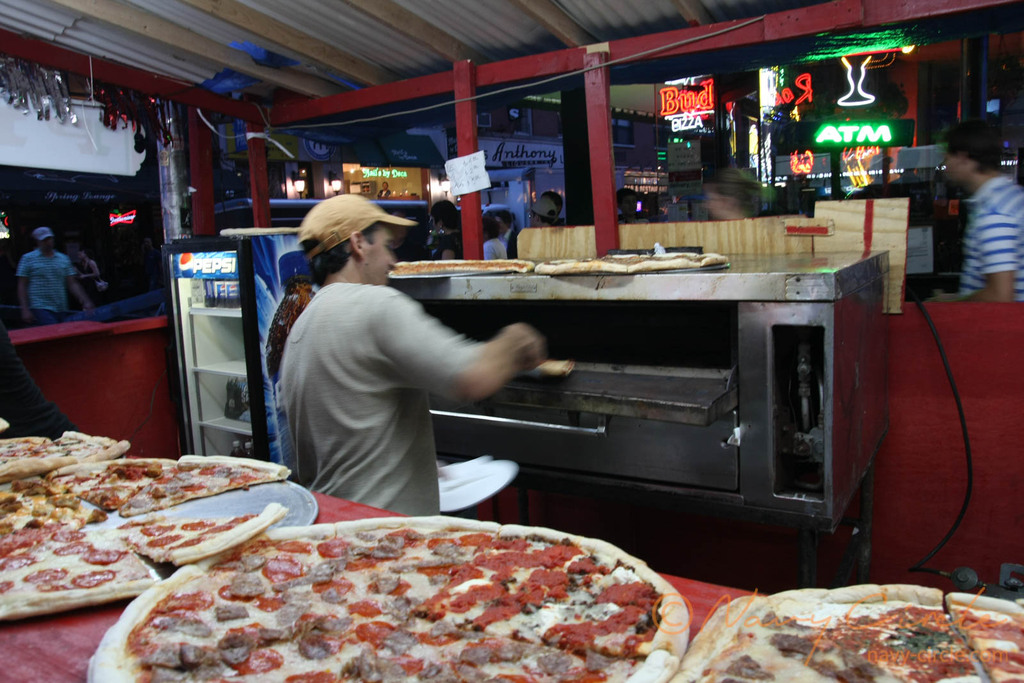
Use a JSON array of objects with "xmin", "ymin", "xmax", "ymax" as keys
[{"xmin": 389, "ymin": 252, "xmax": 888, "ymax": 533}]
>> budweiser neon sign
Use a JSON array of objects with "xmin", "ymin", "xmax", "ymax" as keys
[
  {"xmin": 659, "ymin": 79, "xmax": 715, "ymax": 119},
  {"xmin": 109, "ymin": 209, "xmax": 137, "ymax": 226}
]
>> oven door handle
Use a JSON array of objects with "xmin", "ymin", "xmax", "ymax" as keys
[{"xmin": 429, "ymin": 410, "xmax": 608, "ymax": 436}]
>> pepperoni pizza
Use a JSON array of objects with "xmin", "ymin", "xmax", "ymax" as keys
[{"xmin": 90, "ymin": 517, "xmax": 688, "ymax": 682}]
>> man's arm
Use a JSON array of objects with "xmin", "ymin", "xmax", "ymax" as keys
[
  {"xmin": 453, "ymin": 323, "xmax": 546, "ymax": 402},
  {"xmin": 17, "ymin": 277, "xmax": 34, "ymax": 323},
  {"xmin": 963, "ymin": 270, "xmax": 1016, "ymax": 302},
  {"xmin": 66, "ymin": 275, "xmax": 94, "ymax": 311}
]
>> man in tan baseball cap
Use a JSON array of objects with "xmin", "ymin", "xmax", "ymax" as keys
[{"xmin": 281, "ymin": 194, "xmax": 546, "ymax": 516}]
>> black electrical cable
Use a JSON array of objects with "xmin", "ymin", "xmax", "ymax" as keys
[
  {"xmin": 906, "ymin": 287, "xmax": 973, "ymax": 578},
  {"xmin": 128, "ymin": 369, "xmax": 167, "ymax": 445}
]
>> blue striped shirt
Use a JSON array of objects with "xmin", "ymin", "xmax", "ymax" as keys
[
  {"xmin": 15, "ymin": 249, "xmax": 75, "ymax": 312},
  {"xmin": 959, "ymin": 176, "xmax": 1024, "ymax": 301}
]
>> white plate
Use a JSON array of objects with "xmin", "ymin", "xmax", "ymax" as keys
[{"xmin": 438, "ymin": 456, "xmax": 518, "ymax": 512}]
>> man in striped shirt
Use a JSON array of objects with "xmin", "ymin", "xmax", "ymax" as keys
[{"xmin": 944, "ymin": 120, "xmax": 1024, "ymax": 302}]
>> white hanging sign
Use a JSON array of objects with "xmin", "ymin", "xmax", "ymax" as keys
[
  {"xmin": 444, "ymin": 150, "xmax": 490, "ymax": 197},
  {"xmin": 0, "ymin": 100, "xmax": 145, "ymax": 176}
]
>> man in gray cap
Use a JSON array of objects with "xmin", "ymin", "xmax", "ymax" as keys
[
  {"xmin": 17, "ymin": 226, "xmax": 94, "ymax": 325},
  {"xmin": 279, "ymin": 194, "xmax": 546, "ymax": 515}
]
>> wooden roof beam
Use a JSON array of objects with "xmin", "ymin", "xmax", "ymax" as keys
[
  {"xmin": 47, "ymin": 0, "xmax": 341, "ymax": 98},
  {"xmin": 508, "ymin": 0, "xmax": 597, "ymax": 47},
  {"xmin": 340, "ymin": 0, "xmax": 489, "ymax": 65},
  {"xmin": 177, "ymin": 0, "xmax": 397, "ymax": 87}
]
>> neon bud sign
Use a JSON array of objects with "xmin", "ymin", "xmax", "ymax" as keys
[
  {"xmin": 659, "ymin": 79, "xmax": 715, "ymax": 118},
  {"xmin": 109, "ymin": 209, "xmax": 137, "ymax": 226}
]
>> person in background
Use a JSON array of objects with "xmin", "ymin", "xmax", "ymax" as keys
[
  {"xmin": 617, "ymin": 188, "xmax": 648, "ymax": 224},
  {"xmin": 705, "ymin": 168, "xmax": 762, "ymax": 220},
  {"xmin": 482, "ymin": 216, "xmax": 508, "ymax": 260},
  {"xmin": 941, "ymin": 119, "xmax": 1024, "ymax": 302},
  {"xmin": 279, "ymin": 194, "xmax": 546, "ymax": 515},
  {"xmin": 428, "ymin": 200, "xmax": 462, "ymax": 260},
  {"xmin": 0, "ymin": 240, "xmax": 16, "ymax": 306},
  {"xmin": 540, "ymin": 190, "xmax": 565, "ymax": 226},
  {"xmin": 17, "ymin": 226, "xmax": 93, "ymax": 325},
  {"xmin": 487, "ymin": 209, "xmax": 517, "ymax": 258},
  {"xmin": 529, "ymin": 194, "xmax": 561, "ymax": 228},
  {"xmin": 0, "ymin": 318, "xmax": 78, "ymax": 438},
  {"xmin": 377, "ymin": 181, "xmax": 392, "ymax": 199},
  {"xmin": 142, "ymin": 237, "xmax": 163, "ymax": 291},
  {"xmin": 388, "ymin": 210, "xmax": 429, "ymax": 262},
  {"xmin": 74, "ymin": 249, "xmax": 103, "ymax": 306}
]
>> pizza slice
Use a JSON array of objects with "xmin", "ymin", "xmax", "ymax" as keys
[
  {"xmin": 48, "ymin": 458, "xmax": 178, "ymax": 511},
  {"xmin": 0, "ymin": 523, "xmax": 157, "ymax": 621},
  {"xmin": 0, "ymin": 431, "xmax": 130, "ymax": 484},
  {"xmin": 676, "ymin": 584, "xmax": 981, "ymax": 683},
  {"xmin": 116, "ymin": 455, "xmax": 291, "ymax": 517},
  {"xmin": 535, "ymin": 258, "xmax": 630, "ymax": 275},
  {"xmin": 0, "ymin": 436, "xmax": 50, "ymax": 461},
  {"xmin": 390, "ymin": 259, "xmax": 535, "ymax": 276},
  {"xmin": 50, "ymin": 456, "xmax": 291, "ymax": 518},
  {"xmin": 947, "ymin": 591, "xmax": 1024, "ymax": 682},
  {"xmin": 0, "ymin": 477, "xmax": 108, "ymax": 536},
  {"xmin": 115, "ymin": 502, "xmax": 287, "ymax": 565}
]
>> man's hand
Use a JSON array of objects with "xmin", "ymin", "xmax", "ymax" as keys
[
  {"xmin": 496, "ymin": 323, "xmax": 547, "ymax": 372},
  {"xmin": 20, "ymin": 308, "xmax": 34, "ymax": 324},
  {"xmin": 454, "ymin": 323, "xmax": 548, "ymax": 402}
]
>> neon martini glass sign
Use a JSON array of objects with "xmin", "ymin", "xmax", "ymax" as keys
[{"xmin": 837, "ymin": 55, "xmax": 876, "ymax": 107}]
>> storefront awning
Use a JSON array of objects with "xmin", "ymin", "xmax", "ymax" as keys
[
  {"xmin": 352, "ymin": 140, "xmax": 389, "ymax": 167},
  {"xmin": 0, "ymin": 165, "xmax": 160, "ymax": 204},
  {"xmin": 379, "ymin": 132, "xmax": 444, "ymax": 167}
]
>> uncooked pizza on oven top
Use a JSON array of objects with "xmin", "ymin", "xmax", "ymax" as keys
[{"xmin": 90, "ymin": 516, "xmax": 689, "ymax": 682}]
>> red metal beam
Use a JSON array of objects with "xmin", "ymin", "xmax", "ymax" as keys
[
  {"xmin": 864, "ymin": 0, "xmax": 1020, "ymax": 24},
  {"xmin": 271, "ymin": 72, "xmax": 453, "ymax": 126},
  {"xmin": 245, "ymin": 122, "xmax": 271, "ymax": 228},
  {"xmin": 453, "ymin": 60, "xmax": 482, "ymax": 260},
  {"xmin": 188, "ymin": 108, "xmax": 215, "ymax": 236},
  {"xmin": 0, "ymin": 27, "xmax": 263, "ymax": 123},
  {"xmin": 476, "ymin": 48, "xmax": 584, "ymax": 88},
  {"xmin": 584, "ymin": 51, "xmax": 618, "ymax": 256}
]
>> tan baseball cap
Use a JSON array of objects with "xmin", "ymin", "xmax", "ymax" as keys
[{"xmin": 298, "ymin": 194, "xmax": 416, "ymax": 258}]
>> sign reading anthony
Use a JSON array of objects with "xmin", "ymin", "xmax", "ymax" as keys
[{"xmin": 479, "ymin": 139, "xmax": 564, "ymax": 169}]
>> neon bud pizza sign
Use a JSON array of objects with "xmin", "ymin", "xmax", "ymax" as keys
[{"xmin": 660, "ymin": 79, "xmax": 715, "ymax": 132}]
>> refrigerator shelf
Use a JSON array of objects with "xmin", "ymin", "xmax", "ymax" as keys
[
  {"xmin": 193, "ymin": 360, "xmax": 247, "ymax": 378},
  {"xmin": 199, "ymin": 416, "xmax": 253, "ymax": 436},
  {"xmin": 191, "ymin": 307, "xmax": 242, "ymax": 318}
]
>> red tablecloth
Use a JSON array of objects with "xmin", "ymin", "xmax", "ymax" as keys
[{"xmin": 0, "ymin": 493, "xmax": 750, "ymax": 681}]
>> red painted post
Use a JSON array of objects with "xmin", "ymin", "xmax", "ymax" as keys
[
  {"xmin": 245, "ymin": 121, "xmax": 271, "ymax": 228},
  {"xmin": 454, "ymin": 60, "xmax": 483, "ymax": 260},
  {"xmin": 584, "ymin": 49, "xmax": 619, "ymax": 255},
  {"xmin": 188, "ymin": 108, "xmax": 215, "ymax": 236}
]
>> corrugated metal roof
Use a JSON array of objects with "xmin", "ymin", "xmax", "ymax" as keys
[
  {"xmin": 2, "ymin": 0, "xmax": 832, "ymax": 98},
  {"xmin": 2, "ymin": 0, "xmax": 1022, "ymax": 124}
]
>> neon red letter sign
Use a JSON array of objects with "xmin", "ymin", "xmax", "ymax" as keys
[{"xmin": 659, "ymin": 79, "xmax": 715, "ymax": 118}]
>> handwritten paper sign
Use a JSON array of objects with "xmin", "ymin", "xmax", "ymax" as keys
[{"xmin": 444, "ymin": 151, "xmax": 490, "ymax": 197}]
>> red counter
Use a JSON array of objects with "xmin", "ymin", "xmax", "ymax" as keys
[{"xmin": 0, "ymin": 492, "xmax": 749, "ymax": 682}]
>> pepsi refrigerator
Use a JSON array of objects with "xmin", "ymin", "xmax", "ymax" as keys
[{"xmin": 164, "ymin": 233, "xmax": 310, "ymax": 469}]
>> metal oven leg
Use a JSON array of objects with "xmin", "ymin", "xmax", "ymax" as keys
[
  {"xmin": 828, "ymin": 461, "xmax": 876, "ymax": 588},
  {"xmin": 518, "ymin": 487, "xmax": 530, "ymax": 526},
  {"xmin": 798, "ymin": 528, "xmax": 818, "ymax": 587}
]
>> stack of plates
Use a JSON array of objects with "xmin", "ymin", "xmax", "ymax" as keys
[{"xmin": 438, "ymin": 456, "xmax": 518, "ymax": 513}]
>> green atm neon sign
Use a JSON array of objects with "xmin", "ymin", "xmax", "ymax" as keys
[
  {"xmin": 816, "ymin": 123, "xmax": 891, "ymax": 144},
  {"xmin": 809, "ymin": 120, "xmax": 915, "ymax": 147}
]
